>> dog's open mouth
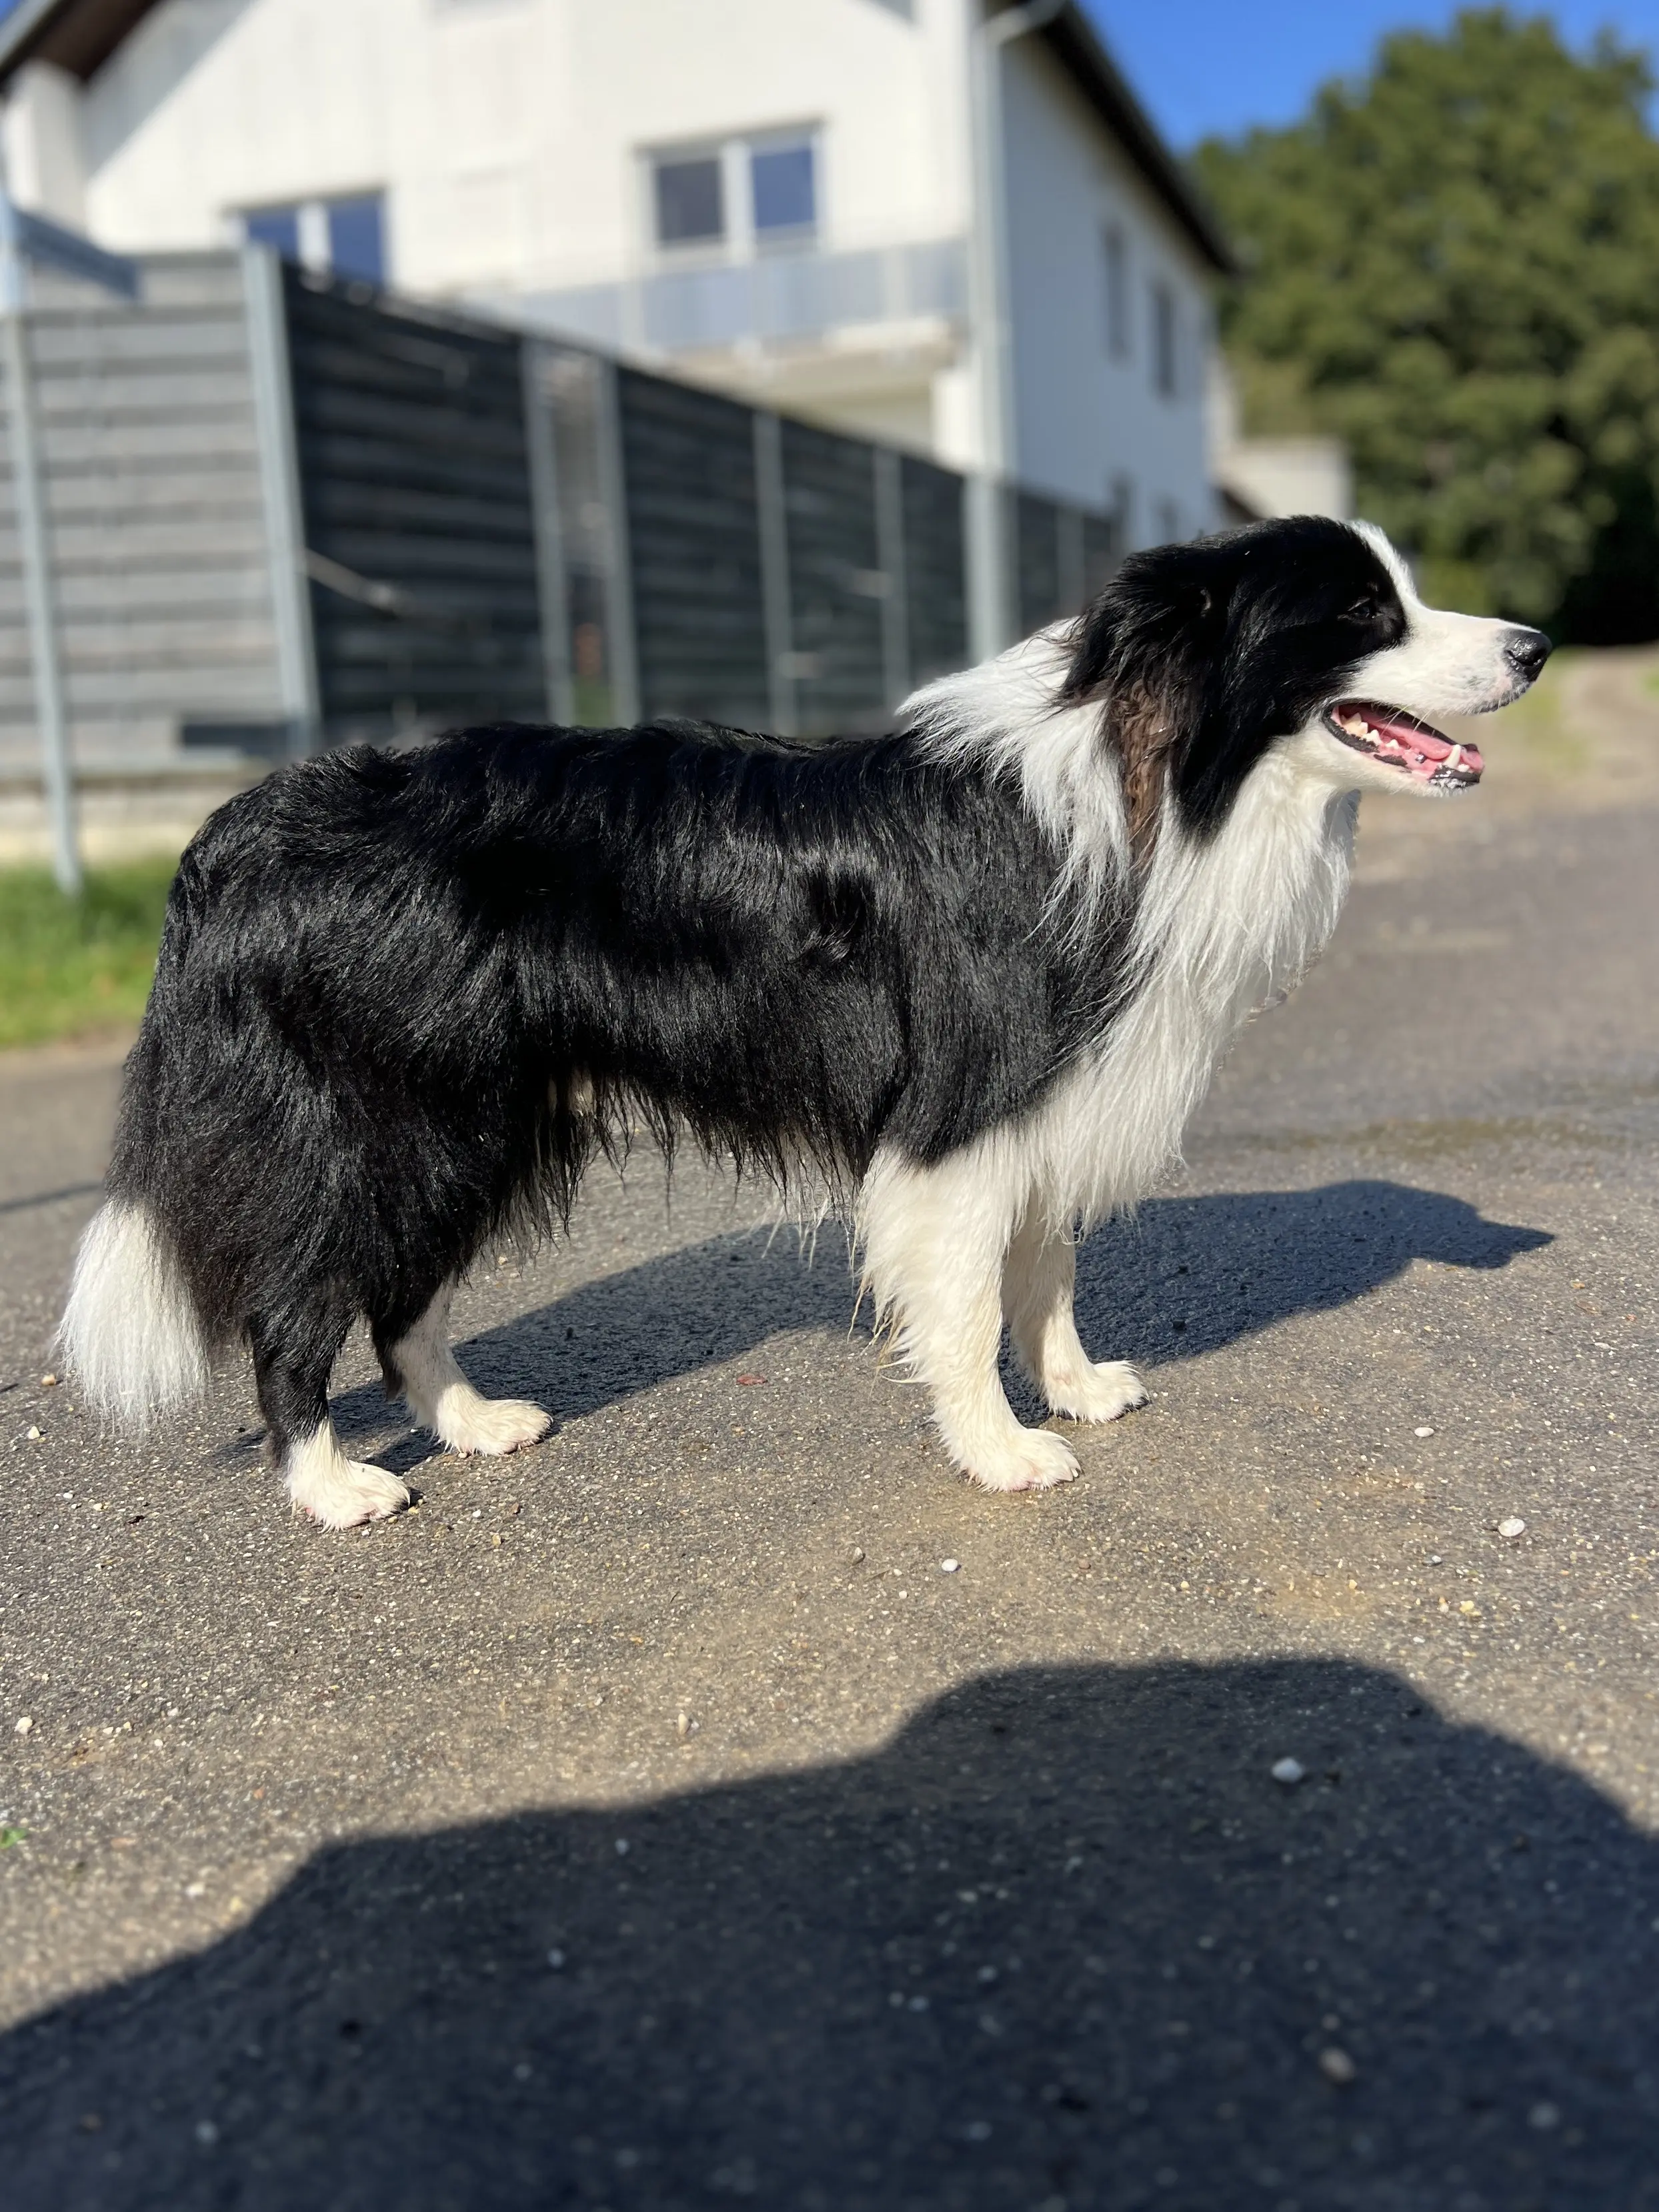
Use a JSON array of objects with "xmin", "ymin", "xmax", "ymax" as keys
[{"xmin": 1323, "ymin": 701, "xmax": 1484, "ymax": 788}]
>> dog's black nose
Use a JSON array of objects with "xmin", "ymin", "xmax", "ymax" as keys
[{"xmin": 1504, "ymin": 627, "xmax": 1552, "ymax": 682}]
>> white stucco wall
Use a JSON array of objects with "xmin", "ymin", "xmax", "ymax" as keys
[
  {"xmin": 998, "ymin": 36, "xmax": 1212, "ymax": 543},
  {"xmin": 72, "ymin": 0, "xmax": 971, "ymax": 295},
  {"xmin": 6, "ymin": 0, "xmax": 1216, "ymax": 519}
]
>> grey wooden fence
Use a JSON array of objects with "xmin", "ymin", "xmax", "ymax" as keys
[
  {"xmin": 0, "ymin": 251, "xmax": 1126, "ymax": 789},
  {"xmin": 0, "ymin": 253, "xmax": 296, "ymax": 781}
]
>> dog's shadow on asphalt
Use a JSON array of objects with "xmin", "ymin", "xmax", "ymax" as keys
[
  {"xmin": 5, "ymin": 1654, "xmax": 1654, "ymax": 2209},
  {"xmin": 331, "ymin": 1178, "xmax": 1550, "ymax": 1461}
]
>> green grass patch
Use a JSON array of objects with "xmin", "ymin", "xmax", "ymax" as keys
[{"xmin": 0, "ymin": 856, "xmax": 177, "ymax": 1051}]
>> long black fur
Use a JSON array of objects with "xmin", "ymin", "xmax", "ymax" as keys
[{"xmin": 109, "ymin": 721, "xmax": 1125, "ymax": 1456}]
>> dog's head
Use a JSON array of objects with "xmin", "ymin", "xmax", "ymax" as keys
[{"xmin": 1062, "ymin": 517, "xmax": 1550, "ymax": 843}]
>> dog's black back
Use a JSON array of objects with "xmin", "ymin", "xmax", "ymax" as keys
[{"xmin": 110, "ymin": 719, "xmax": 1117, "ymax": 1375}]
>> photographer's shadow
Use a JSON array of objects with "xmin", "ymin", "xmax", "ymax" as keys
[
  {"xmin": 331, "ymin": 1178, "xmax": 1549, "ymax": 1461},
  {"xmin": 5, "ymin": 1656, "xmax": 1654, "ymax": 2209}
]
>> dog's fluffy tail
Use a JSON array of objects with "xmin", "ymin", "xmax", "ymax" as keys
[{"xmin": 59, "ymin": 1200, "xmax": 211, "ymax": 1430}]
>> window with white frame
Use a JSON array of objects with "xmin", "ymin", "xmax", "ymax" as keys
[
  {"xmin": 1103, "ymin": 223, "xmax": 1130, "ymax": 359},
  {"xmin": 242, "ymin": 193, "xmax": 387, "ymax": 283},
  {"xmin": 646, "ymin": 131, "xmax": 818, "ymax": 258},
  {"xmin": 1150, "ymin": 278, "xmax": 1178, "ymax": 398}
]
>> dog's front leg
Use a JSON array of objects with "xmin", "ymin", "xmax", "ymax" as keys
[
  {"xmin": 860, "ymin": 1150, "xmax": 1078, "ymax": 1492},
  {"xmin": 1002, "ymin": 1215, "xmax": 1148, "ymax": 1425}
]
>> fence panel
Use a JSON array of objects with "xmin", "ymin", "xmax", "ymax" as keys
[
  {"xmin": 899, "ymin": 457, "xmax": 968, "ymax": 693},
  {"xmin": 0, "ymin": 251, "xmax": 286, "ymax": 777},
  {"xmin": 283, "ymin": 269, "xmax": 544, "ymax": 746},
  {"xmin": 779, "ymin": 418, "xmax": 886, "ymax": 736},
  {"xmin": 617, "ymin": 369, "xmax": 770, "ymax": 731}
]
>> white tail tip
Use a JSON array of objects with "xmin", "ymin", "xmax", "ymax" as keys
[{"xmin": 58, "ymin": 1200, "xmax": 211, "ymax": 1430}]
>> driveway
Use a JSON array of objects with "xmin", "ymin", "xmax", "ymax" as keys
[{"xmin": 1, "ymin": 668, "xmax": 1657, "ymax": 2208}]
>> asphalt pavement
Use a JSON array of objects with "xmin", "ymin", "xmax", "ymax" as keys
[{"xmin": 1, "ymin": 660, "xmax": 1657, "ymax": 2209}]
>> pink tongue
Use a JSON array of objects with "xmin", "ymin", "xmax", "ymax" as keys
[{"xmin": 1372, "ymin": 713, "xmax": 1452, "ymax": 760}]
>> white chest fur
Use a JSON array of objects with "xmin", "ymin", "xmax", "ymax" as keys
[{"xmin": 1024, "ymin": 759, "xmax": 1358, "ymax": 1233}]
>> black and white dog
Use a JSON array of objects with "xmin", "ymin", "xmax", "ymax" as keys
[{"xmin": 62, "ymin": 518, "xmax": 1548, "ymax": 1524}]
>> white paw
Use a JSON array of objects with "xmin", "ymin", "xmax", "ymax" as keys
[
  {"xmin": 435, "ymin": 1392, "xmax": 553, "ymax": 1458},
  {"xmin": 1046, "ymin": 1359, "xmax": 1149, "ymax": 1424},
  {"xmin": 287, "ymin": 1455, "xmax": 409, "ymax": 1530},
  {"xmin": 965, "ymin": 1427, "xmax": 1080, "ymax": 1494}
]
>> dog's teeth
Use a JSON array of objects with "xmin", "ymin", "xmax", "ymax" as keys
[{"xmin": 1446, "ymin": 743, "xmax": 1464, "ymax": 770}]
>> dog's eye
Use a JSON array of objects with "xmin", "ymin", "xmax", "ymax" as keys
[{"xmin": 1342, "ymin": 594, "xmax": 1380, "ymax": 623}]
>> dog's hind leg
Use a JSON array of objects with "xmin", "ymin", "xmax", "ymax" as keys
[
  {"xmin": 1002, "ymin": 1214, "xmax": 1147, "ymax": 1424},
  {"xmin": 860, "ymin": 1150, "xmax": 1078, "ymax": 1493},
  {"xmin": 250, "ymin": 1290, "xmax": 410, "ymax": 1530},
  {"xmin": 379, "ymin": 1281, "xmax": 552, "ymax": 1457}
]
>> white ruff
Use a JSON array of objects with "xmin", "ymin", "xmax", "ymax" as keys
[
  {"xmin": 906, "ymin": 625, "xmax": 1130, "ymax": 929},
  {"xmin": 879, "ymin": 672, "xmax": 1357, "ymax": 1242}
]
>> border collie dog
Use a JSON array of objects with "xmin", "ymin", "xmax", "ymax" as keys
[{"xmin": 62, "ymin": 518, "xmax": 1548, "ymax": 1524}]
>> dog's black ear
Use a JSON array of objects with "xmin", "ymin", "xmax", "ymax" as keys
[
  {"xmin": 1060, "ymin": 541, "xmax": 1229, "ymax": 708},
  {"xmin": 1059, "ymin": 541, "xmax": 1235, "ymax": 857}
]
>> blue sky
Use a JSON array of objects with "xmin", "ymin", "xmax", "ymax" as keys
[
  {"xmin": 0, "ymin": 1, "xmax": 1652, "ymax": 151},
  {"xmin": 1084, "ymin": 1, "xmax": 1659, "ymax": 147}
]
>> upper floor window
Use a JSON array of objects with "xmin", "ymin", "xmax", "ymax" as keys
[
  {"xmin": 242, "ymin": 192, "xmax": 386, "ymax": 284},
  {"xmin": 1103, "ymin": 224, "xmax": 1130, "ymax": 359},
  {"xmin": 751, "ymin": 139, "xmax": 815, "ymax": 239},
  {"xmin": 647, "ymin": 132, "xmax": 817, "ymax": 258},
  {"xmin": 1150, "ymin": 279, "xmax": 1178, "ymax": 398},
  {"xmin": 653, "ymin": 155, "xmax": 723, "ymax": 247}
]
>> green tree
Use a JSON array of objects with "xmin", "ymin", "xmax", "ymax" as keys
[{"xmin": 1194, "ymin": 9, "xmax": 1659, "ymax": 638}]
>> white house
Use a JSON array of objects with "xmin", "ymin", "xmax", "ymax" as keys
[{"xmin": 0, "ymin": 0, "xmax": 1231, "ymax": 590}]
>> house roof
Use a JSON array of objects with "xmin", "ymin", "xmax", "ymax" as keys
[
  {"xmin": 0, "ymin": 0, "xmax": 1232, "ymax": 275},
  {"xmin": 0, "ymin": 0, "xmax": 162, "ymax": 83},
  {"xmin": 1028, "ymin": 3, "xmax": 1233, "ymax": 275}
]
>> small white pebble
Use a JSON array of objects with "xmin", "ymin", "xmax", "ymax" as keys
[
  {"xmin": 1271, "ymin": 1757, "xmax": 1304, "ymax": 1787},
  {"xmin": 1318, "ymin": 2047, "xmax": 1357, "ymax": 2085},
  {"xmin": 1413, "ymin": 1426, "xmax": 1435, "ymax": 1438},
  {"xmin": 25, "ymin": 1426, "xmax": 41, "ymax": 1441},
  {"xmin": 1528, "ymin": 2100, "xmax": 1560, "ymax": 2131},
  {"xmin": 39, "ymin": 1373, "xmax": 57, "ymax": 1388},
  {"xmin": 615, "ymin": 1838, "xmax": 629, "ymax": 1856},
  {"xmin": 194, "ymin": 2121, "xmax": 219, "ymax": 2146},
  {"xmin": 13, "ymin": 1717, "xmax": 31, "ymax": 1736},
  {"xmin": 1498, "ymin": 1517, "xmax": 1526, "ymax": 1540},
  {"xmin": 546, "ymin": 1948, "xmax": 565, "ymax": 1969},
  {"xmin": 185, "ymin": 1881, "xmax": 205, "ymax": 1899},
  {"xmin": 513, "ymin": 2062, "xmax": 532, "ymax": 2081},
  {"xmin": 940, "ymin": 1558, "xmax": 961, "ymax": 1573}
]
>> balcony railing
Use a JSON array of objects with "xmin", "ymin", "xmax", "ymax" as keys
[{"xmin": 513, "ymin": 237, "xmax": 969, "ymax": 357}]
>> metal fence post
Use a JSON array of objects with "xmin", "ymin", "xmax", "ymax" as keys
[
  {"xmin": 595, "ymin": 358, "xmax": 641, "ymax": 726},
  {"xmin": 1058, "ymin": 503, "xmax": 1085, "ymax": 615},
  {"xmin": 966, "ymin": 471, "xmax": 1012, "ymax": 662},
  {"xmin": 521, "ymin": 337, "xmax": 575, "ymax": 726},
  {"xmin": 753, "ymin": 409, "xmax": 796, "ymax": 736},
  {"xmin": 872, "ymin": 445, "xmax": 911, "ymax": 710},
  {"xmin": 0, "ymin": 197, "xmax": 78, "ymax": 892},
  {"xmin": 242, "ymin": 245, "xmax": 320, "ymax": 755}
]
